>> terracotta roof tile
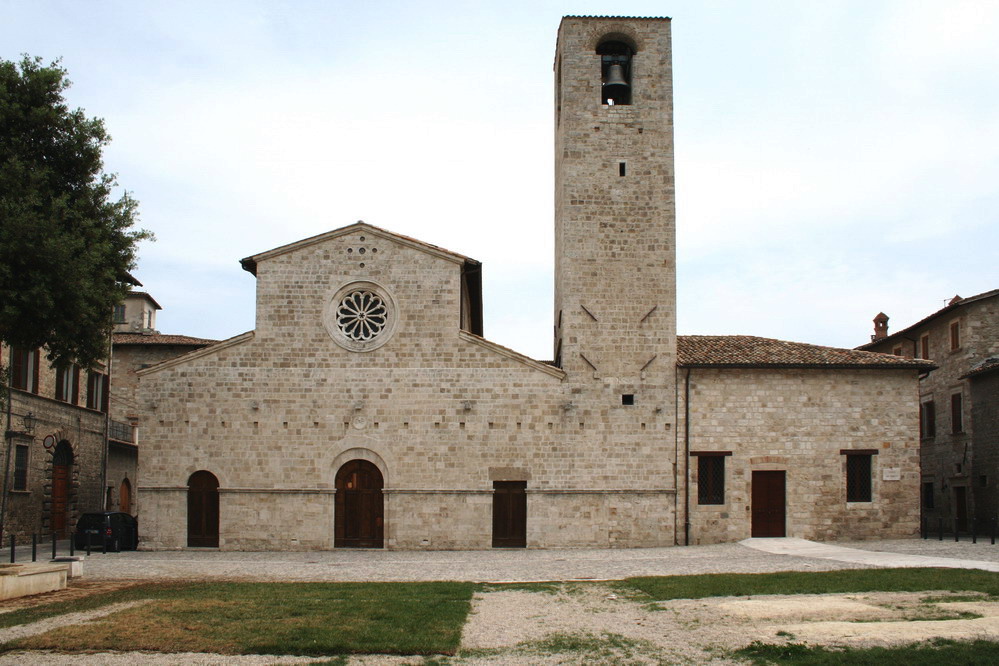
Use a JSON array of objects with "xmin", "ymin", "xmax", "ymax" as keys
[
  {"xmin": 678, "ymin": 335, "xmax": 934, "ymax": 369},
  {"xmin": 962, "ymin": 358, "xmax": 999, "ymax": 380},
  {"xmin": 113, "ymin": 333, "xmax": 217, "ymax": 346}
]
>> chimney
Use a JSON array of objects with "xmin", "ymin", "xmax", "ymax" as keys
[{"xmin": 872, "ymin": 312, "xmax": 889, "ymax": 341}]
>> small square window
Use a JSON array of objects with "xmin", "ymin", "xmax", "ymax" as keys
[{"xmin": 621, "ymin": 394, "xmax": 634, "ymax": 406}]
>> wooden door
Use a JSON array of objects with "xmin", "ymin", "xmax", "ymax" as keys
[
  {"xmin": 51, "ymin": 441, "xmax": 73, "ymax": 537},
  {"xmin": 335, "ymin": 460, "xmax": 384, "ymax": 548},
  {"xmin": 187, "ymin": 471, "xmax": 220, "ymax": 547},
  {"xmin": 492, "ymin": 481, "xmax": 527, "ymax": 548},
  {"xmin": 751, "ymin": 471, "xmax": 786, "ymax": 538},
  {"xmin": 120, "ymin": 479, "xmax": 132, "ymax": 514},
  {"xmin": 955, "ymin": 486, "xmax": 969, "ymax": 533}
]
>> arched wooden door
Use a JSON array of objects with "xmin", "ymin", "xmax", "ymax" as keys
[
  {"xmin": 187, "ymin": 471, "xmax": 220, "ymax": 547},
  {"xmin": 120, "ymin": 478, "xmax": 132, "ymax": 514},
  {"xmin": 334, "ymin": 460, "xmax": 384, "ymax": 548},
  {"xmin": 51, "ymin": 441, "xmax": 74, "ymax": 537}
]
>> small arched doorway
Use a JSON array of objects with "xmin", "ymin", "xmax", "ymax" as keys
[
  {"xmin": 334, "ymin": 460, "xmax": 384, "ymax": 548},
  {"xmin": 120, "ymin": 478, "xmax": 132, "ymax": 514},
  {"xmin": 187, "ymin": 471, "xmax": 220, "ymax": 547},
  {"xmin": 51, "ymin": 441, "xmax": 74, "ymax": 537}
]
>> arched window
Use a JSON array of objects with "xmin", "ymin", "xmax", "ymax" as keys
[{"xmin": 597, "ymin": 40, "xmax": 633, "ymax": 105}]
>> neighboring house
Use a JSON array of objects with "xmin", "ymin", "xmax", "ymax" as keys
[
  {"xmin": 859, "ymin": 289, "xmax": 999, "ymax": 532},
  {"xmin": 136, "ymin": 16, "xmax": 930, "ymax": 551},
  {"xmin": 1, "ymin": 343, "xmax": 112, "ymax": 540},
  {"xmin": 107, "ymin": 291, "xmax": 216, "ymax": 516}
]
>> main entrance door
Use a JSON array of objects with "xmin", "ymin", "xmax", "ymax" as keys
[
  {"xmin": 492, "ymin": 481, "xmax": 527, "ymax": 548},
  {"xmin": 51, "ymin": 441, "xmax": 74, "ymax": 537},
  {"xmin": 187, "ymin": 471, "xmax": 220, "ymax": 547},
  {"xmin": 334, "ymin": 460, "xmax": 384, "ymax": 548},
  {"xmin": 751, "ymin": 471, "xmax": 786, "ymax": 538}
]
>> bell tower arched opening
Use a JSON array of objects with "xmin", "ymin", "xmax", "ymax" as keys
[{"xmin": 597, "ymin": 39, "xmax": 633, "ymax": 105}]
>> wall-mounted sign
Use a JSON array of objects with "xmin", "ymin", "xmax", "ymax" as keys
[
  {"xmin": 43, "ymin": 435, "xmax": 57, "ymax": 451},
  {"xmin": 882, "ymin": 467, "xmax": 901, "ymax": 481}
]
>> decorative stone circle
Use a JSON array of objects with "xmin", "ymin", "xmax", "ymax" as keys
[{"xmin": 324, "ymin": 281, "xmax": 397, "ymax": 352}]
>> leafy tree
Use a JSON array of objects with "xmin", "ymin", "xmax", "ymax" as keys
[{"xmin": 0, "ymin": 55, "xmax": 150, "ymax": 369}]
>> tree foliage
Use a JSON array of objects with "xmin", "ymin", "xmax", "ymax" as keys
[{"xmin": 0, "ymin": 55, "xmax": 150, "ymax": 368}]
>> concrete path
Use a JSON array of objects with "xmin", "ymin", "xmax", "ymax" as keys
[{"xmin": 742, "ymin": 537, "xmax": 999, "ymax": 572}]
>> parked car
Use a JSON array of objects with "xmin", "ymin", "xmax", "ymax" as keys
[{"xmin": 73, "ymin": 512, "xmax": 138, "ymax": 551}]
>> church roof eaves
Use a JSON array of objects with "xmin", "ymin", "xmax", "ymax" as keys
[
  {"xmin": 240, "ymin": 222, "xmax": 478, "ymax": 276},
  {"xmin": 458, "ymin": 330, "xmax": 566, "ymax": 379},
  {"xmin": 136, "ymin": 331, "xmax": 253, "ymax": 376},
  {"xmin": 856, "ymin": 288, "xmax": 999, "ymax": 351},
  {"xmin": 678, "ymin": 335, "xmax": 935, "ymax": 370}
]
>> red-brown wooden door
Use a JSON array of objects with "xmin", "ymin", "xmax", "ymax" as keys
[
  {"xmin": 492, "ymin": 481, "xmax": 527, "ymax": 548},
  {"xmin": 335, "ymin": 460, "xmax": 384, "ymax": 548},
  {"xmin": 51, "ymin": 441, "xmax": 74, "ymax": 537},
  {"xmin": 751, "ymin": 471, "xmax": 786, "ymax": 537},
  {"xmin": 187, "ymin": 471, "xmax": 220, "ymax": 547}
]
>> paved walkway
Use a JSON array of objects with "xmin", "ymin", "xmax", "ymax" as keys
[
  {"xmin": 51, "ymin": 538, "xmax": 999, "ymax": 582},
  {"xmin": 741, "ymin": 537, "xmax": 999, "ymax": 573}
]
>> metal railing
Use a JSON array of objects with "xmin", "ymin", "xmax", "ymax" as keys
[
  {"xmin": 109, "ymin": 419, "xmax": 135, "ymax": 443},
  {"xmin": 921, "ymin": 517, "xmax": 997, "ymax": 544}
]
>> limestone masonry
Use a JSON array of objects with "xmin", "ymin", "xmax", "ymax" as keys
[{"xmin": 137, "ymin": 17, "xmax": 931, "ymax": 550}]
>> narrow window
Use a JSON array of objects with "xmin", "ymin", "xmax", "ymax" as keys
[
  {"xmin": 921, "ymin": 400, "xmax": 936, "ymax": 438},
  {"xmin": 621, "ymin": 394, "xmax": 634, "ymax": 405},
  {"xmin": 113, "ymin": 304, "xmax": 126, "ymax": 323},
  {"xmin": 919, "ymin": 333, "xmax": 930, "ymax": 360},
  {"xmin": 846, "ymin": 453, "xmax": 873, "ymax": 502},
  {"xmin": 87, "ymin": 371, "xmax": 108, "ymax": 412},
  {"xmin": 951, "ymin": 393, "xmax": 963, "ymax": 433},
  {"xmin": 922, "ymin": 481, "xmax": 934, "ymax": 509},
  {"xmin": 618, "ymin": 162, "xmax": 626, "ymax": 177},
  {"xmin": 950, "ymin": 321, "xmax": 961, "ymax": 351},
  {"xmin": 55, "ymin": 364, "xmax": 78, "ymax": 404},
  {"xmin": 10, "ymin": 347, "xmax": 39, "ymax": 393},
  {"xmin": 697, "ymin": 456, "xmax": 725, "ymax": 505},
  {"xmin": 13, "ymin": 444, "xmax": 29, "ymax": 491}
]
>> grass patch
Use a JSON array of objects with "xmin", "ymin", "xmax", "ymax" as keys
[
  {"xmin": 479, "ymin": 581, "xmax": 565, "ymax": 595},
  {"xmin": 516, "ymin": 631, "xmax": 661, "ymax": 662},
  {"xmin": 734, "ymin": 638, "xmax": 999, "ymax": 664},
  {"xmin": 622, "ymin": 568, "xmax": 999, "ymax": 601},
  {"xmin": 5, "ymin": 581, "xmax": 474, "ymax": 657}
]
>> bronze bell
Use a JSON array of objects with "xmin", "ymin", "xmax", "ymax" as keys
[{"xmin": 602, "ymin": 63, "xmax": 629, "ymax": 94}]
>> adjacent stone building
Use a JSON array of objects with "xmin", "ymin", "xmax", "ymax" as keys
[
  {"xmin": 860, "ymin": 289, "xmax": 999, "ymax": 532},
  {"xmin": 136, "ymin": 16, "xmax": 931, "ymax": 550}
]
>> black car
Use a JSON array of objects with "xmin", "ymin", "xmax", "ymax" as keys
[{"xmin": 73, "ymin": 512, "xmax": 138, "ymax": 551}]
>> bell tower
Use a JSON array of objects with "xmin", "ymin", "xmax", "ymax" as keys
[{"xmin": 553, "ymin": 16, "xmax": 676, "ymax": 403}]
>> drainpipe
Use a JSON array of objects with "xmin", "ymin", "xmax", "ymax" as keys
[
  {"xmin": 1, "ymin": 347, "xmax": 13, "ymax": 541},
  {"xmin": 683, "ymin": 368, "xmax": 691, "ymax": 546}
]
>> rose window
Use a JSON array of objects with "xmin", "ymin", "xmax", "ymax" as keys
[{"xmin": 336, "ymin": 290, "xmax": 388, "ymax": 341}]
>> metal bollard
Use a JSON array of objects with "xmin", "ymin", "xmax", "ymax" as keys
[
  {"xmin": 939, "ymin": 517, "xmax": 944, "ymax": 541},
  {"xmin": 51, "ymin": 532, "xmax": 57, "ymax": 559},
  {"xmin": 993, "ymin": 520, "xmax": 996, "ymax": 546},
  {"xmin": 102, "ymin": 534, "xmax": 107, "ymax": 555},
  {"xmin": 69, "ymin": 536, "xmax": 74, "ymax": 556},
  {"xmin": 921, "ymin": 517, "xmax": 927, "ymax": 540},
  {"xmin": 972, "ymin": 520, "xmax": 977, "ymax": 544},
  {"xmin": 955, "ymin": 520, "xmax": 960, "ymax": 542},
  {"xmin": 31, "ymin": 533, "xmax": 37, "ymax": 562},
  {"xmin": 85, "ymin": 534, "xmax": 91, "ymax": 557},
  {"xmin": 9, "ymin": 534, "xmax": 15, "ymax": 563}
]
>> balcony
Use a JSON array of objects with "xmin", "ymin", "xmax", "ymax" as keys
[{"xmin": 109, "ymin": 420, "xmax": 136, "ymax": 444}]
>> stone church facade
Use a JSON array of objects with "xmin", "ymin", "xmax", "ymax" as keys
[{"xmin": 137, "ymin": 16, "xmax": 930, "ymax": 550}]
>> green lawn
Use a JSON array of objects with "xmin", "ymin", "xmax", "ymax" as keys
[{"xmin": 4, "ymin": 568, "xmax": 999, "ymax": 661}]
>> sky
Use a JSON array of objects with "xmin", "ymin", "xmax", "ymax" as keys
[{"xmin": 2, "ymin": 0, "xmax": 996, "ymax": 360}]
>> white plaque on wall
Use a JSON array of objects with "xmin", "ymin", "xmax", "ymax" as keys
[{"xmin": 882, "ymin": 467, "xmax": 901, "ymax": 481}]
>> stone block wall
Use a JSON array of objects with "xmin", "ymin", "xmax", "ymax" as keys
[{"xmin": 680, "ymin": 368, "xmax": 921, "ymax": 544}]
